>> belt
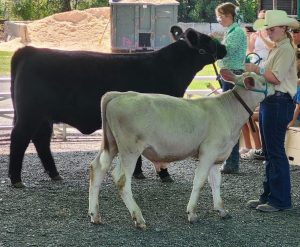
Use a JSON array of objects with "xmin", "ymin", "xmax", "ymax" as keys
[{"xmin": 274, "ymin": 91, "xmax": 291, "ymax": 97}]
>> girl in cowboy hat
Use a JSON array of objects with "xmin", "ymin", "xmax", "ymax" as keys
[{"xmin": 245, "ymin": 10, "xmax": 299, "ymax": 212}]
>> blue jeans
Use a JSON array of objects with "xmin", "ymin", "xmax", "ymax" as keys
[
  {"xmin": 221, "ymin": 73, "xmax": 241, "ymax": 170},
  {"xmin": 259, "ymin": 93, "xmax": 295, "ymax": 209}
]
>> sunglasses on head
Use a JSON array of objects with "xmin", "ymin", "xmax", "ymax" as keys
[{"xmin": 291, "ymin": 29, "xmax": 300, "ymax": 33}]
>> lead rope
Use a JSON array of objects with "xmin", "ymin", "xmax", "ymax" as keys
[
  {"xmin": 213, "ymin": 62, "xmax": 223, "ymax": 89},
  {"xmin": 232, "ymin": 90, "xmax": 256, "ymax": 132}
]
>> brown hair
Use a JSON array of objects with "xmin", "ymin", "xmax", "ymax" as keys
[
  {"xmin": 216, "ymin": 2, "xmax": 237, "ymax": 19},
  {"xmin": 286, "ymin": 29, "xmax": 296, "ymax": 48}
]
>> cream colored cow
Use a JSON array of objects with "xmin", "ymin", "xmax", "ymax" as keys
[{"xmin": 89, "ymin": 69, "xmax": 275, "ymax": 229}]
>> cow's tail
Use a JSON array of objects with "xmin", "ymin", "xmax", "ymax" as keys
[
  {"xmin": 10, "ymin": 47, "xmax": 33, "ymax": 125},
  {"xmin": 100, "ymin": 91, "xmax": 124, "ymax": 151},
  {"xmin": 10, "ymin": 50, "xmax": 18, "ymax": 125}
]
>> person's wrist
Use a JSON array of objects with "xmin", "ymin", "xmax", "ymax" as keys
[
  {"xmin": 258, "ymin": 66, "xmax": 266, "ymax": 75},
  {"xmin": 254, "ymin": 65, "xmax": 260, "ymax": 74}
]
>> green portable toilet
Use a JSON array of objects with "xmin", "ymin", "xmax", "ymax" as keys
[{"xmin": 109, "ymin": 0, "xmax": 179, "ymax": 52}]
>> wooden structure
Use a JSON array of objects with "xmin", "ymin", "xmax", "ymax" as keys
[{"xmin": 258, "ymin": 0, "xmax": 297, "ymax": 15}]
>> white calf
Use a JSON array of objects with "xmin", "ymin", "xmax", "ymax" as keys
[{"xmin": 89, "ymin": 69, "xmax": 275, "ymax": 229}]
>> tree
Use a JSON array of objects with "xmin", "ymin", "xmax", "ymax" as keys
[
  {"xmin": 5, "ymin": 0, "xmax": 108, "ymax": 20},
  {"xmin": 61, "ymin": 0, "xmax": 71, "ymax": 12},
  {"xmin": 177, "ymin": 0, "xmax": 258, "ymax": 23}
]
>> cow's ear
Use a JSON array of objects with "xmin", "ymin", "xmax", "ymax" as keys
[
  {"xmin": 185, "ymin": 28, "xmax": 198, "ymax": 48},
  {"xmin": 243, "ymin": 76, "xmax": 255, "ymax": 89},
  {"xmin": 170, "ymin": 26, "xmax": 183, "ymax": 41},
  {"xmin": 220, "ymin": 69, "xmax": 236, "ymax": 83}
]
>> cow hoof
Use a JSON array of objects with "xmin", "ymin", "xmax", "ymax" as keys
[
  {"xmin": 160, "ymin": 175, "xmax": 174, "ymax": 183},
  {"xmin": 12, "ymin": 181, "xmax": 26, "ymax": 188},
  {"xmin": 51, "ymin": 175, "xmax": 63, "ymax": 181},
  {"xmin": 89, "ymin": 213, "xmax": 102, "ymax": 224},
  {"xmin": 134, "ymin": 221, "xmax": 147, "ymax": 230},
  {"xmin": 219, "ymin": 210, "xmax": 230, "ymax": 219},
  {"xmin": 91, "ymin": 219, "xmax": 102, "ymax": 225},
  {"xmin": 187, "ymin": 213, "xmax": 198, "ymax": 223}
]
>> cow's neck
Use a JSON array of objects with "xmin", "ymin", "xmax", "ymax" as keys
[
  {"xmin": 159, "ymin": 41, "xmax": 202, "ymax": 74},
  {"xmin": 221, "ymin": 89, "xmax": 263, "ymax": 134}
]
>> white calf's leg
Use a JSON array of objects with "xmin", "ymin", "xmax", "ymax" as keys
[
  {"xmin": 112, "ymin": 155, "xmax": 146, "ymax": 229},
  {"xmin": 186, "ymin": 159, "xmax": 212, "ymax": 223},
  {"xmin": 208, "ymin": 165, "xmax": 228, "ymax": 218},
  {"xmin": 89, "ymin": 149, "xmax": 114, "ymax": 224}
]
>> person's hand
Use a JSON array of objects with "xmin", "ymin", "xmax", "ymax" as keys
[
  {"xmin": 249, "ymin": 32, "xmax": 257, "ymax": 39},
  {"xmin": 245, "ymin": 29, "xmax": 251, "ymax": 38},
  {"xmin": 287, "ymin": 121, "xmax": 294, "ymax": 128},
  {"xmin": 206, "ymin": 82, "xmax": 215, "ymax": 90},
  {"xmin": 257, "ymin": 31, "xmax": 262, "ymax": 38},
  {"xmin": 244, "ymin": 63, "xmax": 259, "ymax": 74}
]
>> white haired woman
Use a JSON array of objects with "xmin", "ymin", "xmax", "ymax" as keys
[{"xmin": 245, "ymin": 10, "xmax": 299, "ymax": 212}]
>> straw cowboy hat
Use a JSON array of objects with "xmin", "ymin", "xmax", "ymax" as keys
[{"xmin": 253, "ymin": 10, "xmax": 300, "ymax": 31}]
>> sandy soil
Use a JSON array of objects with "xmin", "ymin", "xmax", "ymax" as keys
[{"xmin": 0, "ymin": 7, "xmax": 111, "ymax": 52}]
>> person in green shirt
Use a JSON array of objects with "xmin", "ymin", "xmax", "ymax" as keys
[{"xmin": 215, "ymin": 2, "xmax": 247, "ymax": 174}]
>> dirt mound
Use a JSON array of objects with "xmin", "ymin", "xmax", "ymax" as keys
[{"xmin": 0, "ymin": 7, "xmax": 111, "ymax": 52}]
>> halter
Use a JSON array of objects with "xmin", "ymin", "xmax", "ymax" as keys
[
  {"xmin": 181, "ymin": 34, "xmax": 222, "ymax": 87},
  {"xmin": 233, "ymin": 80, "xmax": 269, "ymax": 132},
  {"xmin": 179, "ymin": 36, "xmax": 218, "ymax": 59},
  {"xmin": 235, "ymin": 79, "xmax": 269, "ymax": 98},
  {"xmin": 197, "ymin": 38, "xmax": 223, "ymax": 88},
  {"xmin": 197, "ymin": 38, "xmax": 219, "ymax": 62}
]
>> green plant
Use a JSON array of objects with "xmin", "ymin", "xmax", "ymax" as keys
[
  {"xmin": 238, "ymin": 0, "xmax": 258, "ymax": 23},
  {"xmin": 8, "ymin": 0, "xmax": 108, "ymax": 21},
  {"xmin": 178, "ymin": 0, "xmax": 258, "ymax": 23}
]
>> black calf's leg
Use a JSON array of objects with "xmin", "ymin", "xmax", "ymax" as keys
[
  {"xmin": 158, "ymin": 168, "xmax": 173, "ymax": 183},
  {"xmin": 9, "ymin": 125, "xmax": 31, "ymax": 187},
  {"xmin": 132, "ymin": 157, "xmax": 173, "ymax": 181},
  {"xmin": 32, "ymin": 122, "xmax": 62, "ymax": 181},
  {"xmin": 133, "ymin": 156, "xmax": 146, "ymax": 179}
]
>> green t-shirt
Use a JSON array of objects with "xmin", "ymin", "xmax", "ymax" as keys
[{"xmin": 218, "ymin": 22, "xmax": 247, "ymax": 71}]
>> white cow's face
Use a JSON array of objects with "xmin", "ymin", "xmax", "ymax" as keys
[{"xmin": 220, "ymin": 69, "xmax": 275, "ymax": 97}]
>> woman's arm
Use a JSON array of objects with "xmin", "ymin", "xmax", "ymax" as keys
[
  {"xmin": 288, "ymin": 104, "xmax": 300, "ymax": 128},
  {"xmin": 244, "ymin": 63, "xmax": 280, "ymax": 85},
  {"xmin": 258, "ymin": 31, "xmax": 274, "ymax": 50},
  {"xmin": 247, "ymin": 32, "xmax": 256, "ymax": 54}
]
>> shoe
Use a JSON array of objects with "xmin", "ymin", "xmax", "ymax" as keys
[
  {"xmin": 247, "ymin": 199, "xmax": 264, "ymax": 209},
  {"xmin": 239, "ymin": 147, "xmax": 250, "ymax": 155},
  {"xmin": 256, "ymin": 203, "xmax": 280, "ymax": 212},
  {"xmin": 253, "ymin": 149, "xmax": 265, "ymax": 160},
  {"xmin": 240, "ymin": 149, "xmax": 255, "ymax": 160},
  {"xmin": 220, "ymin": 165, "xmax": 239, "ymax": 174}
]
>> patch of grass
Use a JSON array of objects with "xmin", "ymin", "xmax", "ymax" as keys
[
  {"xmin": 188, "ymin": 64, "xmax": 221, "ymax": 90},
  {"xmin": 0, "ymin": 51, "xmax": 13, "ymax": 76}
]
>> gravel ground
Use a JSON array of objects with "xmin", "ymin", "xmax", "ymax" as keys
[{"xmin": 0, "ymin": 131, "xmax": 300, "ymax": 247}]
